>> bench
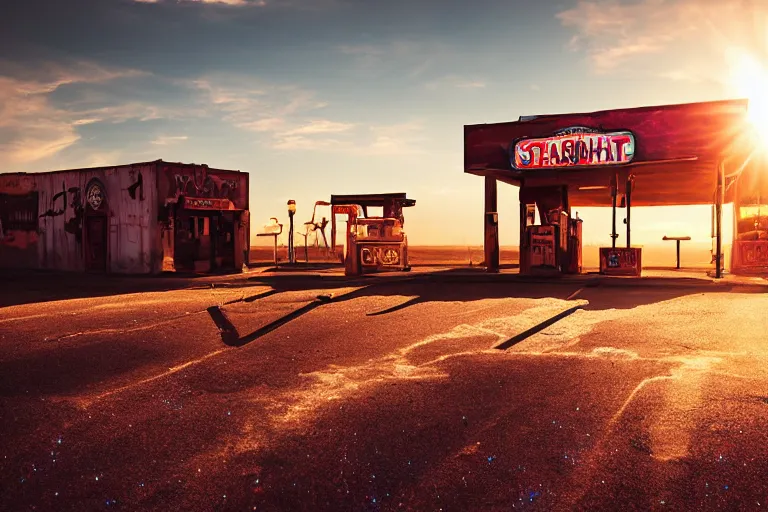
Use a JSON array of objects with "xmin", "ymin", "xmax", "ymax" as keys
[{"xmin": 662, "ymin": 236, "xmax": 691, "ymax": 269}]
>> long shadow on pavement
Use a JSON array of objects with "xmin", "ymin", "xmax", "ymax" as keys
[{"xmin": 209, "ymin": 276, "xmax": 739, "ymax": 348}]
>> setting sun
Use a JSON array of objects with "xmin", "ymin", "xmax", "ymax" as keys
[{"xmin": 729, "ymin": 51, "xmax": 768, "ymax": 147}]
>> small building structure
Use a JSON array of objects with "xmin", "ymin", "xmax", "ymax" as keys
[{"xmin": 0, "ymin": 160, "xmax": 250, "ymax": 274}]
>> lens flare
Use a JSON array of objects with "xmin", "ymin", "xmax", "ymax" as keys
[{"xmin": 729, "ymin": 51, "xmax": 768, "ymax": 147}]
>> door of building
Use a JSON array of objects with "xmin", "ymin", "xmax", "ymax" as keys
[
  {"xmin": 85, "ymin": 215, "xmax": 108, "ymax": 272},
  {"xmin": 84, "ymin": 180, "xmax": 109, "ymax": 272}
]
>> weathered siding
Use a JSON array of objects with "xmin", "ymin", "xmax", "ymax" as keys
[
  {"xmin": 0, "ymin": 175, "xmax": 40, "ymax": 269},
  {"xmin": 0, "ymin": 164, "xmax": 160, "ymax": 273},
  {"xmin": 106, "ymin": 164, "xmax": 160, "ymax": 273},
  {"xmin": 157, "ymin": 162, "xmax": 248, "ymax": 209}
]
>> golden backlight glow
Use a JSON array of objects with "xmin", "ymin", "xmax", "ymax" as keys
[{"xmin": 729, "ymin": 51, "xmax": 768, "ymax": 147}]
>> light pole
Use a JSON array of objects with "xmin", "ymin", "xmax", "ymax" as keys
[{"xmin": 287, "ymin": 200, "xmax": 296, "ymax": 264}]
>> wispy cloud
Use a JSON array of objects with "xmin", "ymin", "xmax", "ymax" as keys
[
  {"xmin": 192, "ymin": 76, "xmax": 328, "ymax": 134},
  {"xmin": 365, "ymin": 120, "xmax": 426, "ymax": 155},
  {"xmin": 269, "ymin": 120, "xmax": 428, "ymax": 155},
  {"xmin": 151, "ymin": 135, "xmax": 189, "ymax": 145},
  {"xmin": 556, "ymin": 0, "xmax": 762, "ymax": 74},
  {"xmin": 0, "ymin": 62, "xmax": 151, "ymax": 166},
  {"xmin": 279, "ymin": 120, "xmax": 355, "ymax": 136}
]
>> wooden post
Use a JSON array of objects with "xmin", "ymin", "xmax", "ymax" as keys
[
  {"xmin": 273, "ymin": 234, "xmax": 278, "ymax": 266},
  {"xmin": 484, "ymin": 176, "xmax": 499, "ymax": 273},
  {"xmin": 715, "ymin": 163, "xmax": 724, "ymax": 278}
]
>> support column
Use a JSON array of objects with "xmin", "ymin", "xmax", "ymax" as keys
[
  {"xmin": 484, "ymin": 176, "xmax": 499, "ymax": 273},
  {"xmin": 611, "ymin": 173, "xmax": 618, "ymax": 249},
  {"xmin": 519, "ymin": 199, "xmax": 527, "ymax": 272},
  {"xmin": 715, "ymin": 163, "xmax": 724, "ymax": 278},
  {"xmin": 161, "ymin": 205, "xmax": 176, "ymax": 272},
  {"xmin": 625, "ymin": 175, "xmax": 632, "ymax": 248}
]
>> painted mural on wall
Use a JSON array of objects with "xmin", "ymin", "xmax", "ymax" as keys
[
  {"xmin": 39, "ymin": 182, "xmax": 85, "ymax": 243},
  {"xmin": 161, "ymin": 164, "xmax": 246, "ymax": 209}
]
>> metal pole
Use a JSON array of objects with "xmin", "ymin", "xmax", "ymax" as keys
[
  {"xmin": 715, "ymin": 163, "xmax": 724, "ymax": 278},
  {"xmin": 676, "ymin": 240, "xmax": 681, "ymax": 269},
  {"xmin": 484, "ymin": 176, "xmax": 499, "ymax": 273},
  {"xmin": 519, "ymin": 199, "xmax": 527, "ymax": 272},
  {"xmin": 273, "ymin": 234, "xmax": 278, "ymax": 266},
  {"xmin": 288, "ymin": 211, "xmax": 295, "ymax": 264},
  {"xmin": 625, "ymin": 175, "xmax": 632, "ymax": 248},
  {"xmin": 611, "ymin": 173, "xmax": 618, "ymax": 249}
]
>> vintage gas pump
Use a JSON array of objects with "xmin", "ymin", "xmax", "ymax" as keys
[
  {"xmin": 331, "ymin": 195, "xmax": 414, "ymax": 276},
  {"xmin": 520, "ymin": 186, "xmax": 582, "ymax": 275}
]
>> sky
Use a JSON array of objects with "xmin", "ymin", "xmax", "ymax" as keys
[{"xmin": 1, "ymin": 0, "xmax": 767, "ymax": 247}]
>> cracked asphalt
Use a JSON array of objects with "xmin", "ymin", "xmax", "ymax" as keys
[{"xmin": 1, "ymin": 273, "xmax": 768, "ymax": 511}]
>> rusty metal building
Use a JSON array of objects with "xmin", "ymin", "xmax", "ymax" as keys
[{"xmin": 0, "ymin": 160, "xmax": 250, "ymax": 274}]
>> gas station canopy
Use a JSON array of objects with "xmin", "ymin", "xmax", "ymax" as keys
[{"xmin": 464, "ymin": 99, "xmax": 755, "ymax": 207}]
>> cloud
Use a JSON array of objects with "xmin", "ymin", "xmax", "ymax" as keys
[
  {"xmin": 0, "ymin": 61, "xmax": 151, "ymax": 166},
  {"xmin": 271, "ymin": 135, "xmax": 347, "ymax": 150},
  {"xmin": 279, "ymin": 119, "xmax": 355, "ymax": 136},
  {"xmin": 268, "ymin": 120, "xmax": 427, "ymax": 155},
  {"xmin": 192, "ymin": 76, "xmax": 328, "ymax": 134},
  {"xmin": 657, "ymin": 69, "xmax": 704, "ymax": 83},
  {"xmin": 556, "ymin": 0, "xmax": 765, "ymax": 74},
  {"xmin": 238, "ymin": 117, "xmax": 285, "ymax": 132},
  {"xmin": 151, "ymin": 135, "xmax": 189, "ymax": 145}
]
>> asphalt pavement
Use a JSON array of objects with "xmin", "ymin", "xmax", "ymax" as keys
[{"xmin": 1, "ymin": 271, "xmax": 768, "ymax": 511}]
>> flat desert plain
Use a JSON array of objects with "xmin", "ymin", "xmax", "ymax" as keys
[{"xmin": 250, "ymin": 242, "xmax": 725, "ymax": 269}]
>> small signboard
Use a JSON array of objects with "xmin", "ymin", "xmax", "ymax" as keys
[
  {"xmin": 184, "ymin": 197, "xmax": 233, "ymax": 210},
  {"xmin": 599, "ymin": 247, "xmax": 642, "ymax": 276},
  {"xmin": 734, "ymin": 241, "xmax": 768, "ymax": 269},
  {"xmin": 512, "ymin": 127, "xmax": 635, "ymax": 170}
]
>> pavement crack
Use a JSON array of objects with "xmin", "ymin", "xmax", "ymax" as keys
[
  {"xmin": 89, "ymin": 349, "xmax": 228, "ymax": 403},
  {"xmin": 53, "ymin": 312, "xmax": 208, "ymax": 341}
]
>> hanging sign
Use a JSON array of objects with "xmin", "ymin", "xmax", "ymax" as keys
[
  {"xmin": 184, "ymin": 197, "xmax": 233, "ymax": 210},
  {"xmin": 512, "ymin": 127, "xmax": 635, "ymax": 170}
]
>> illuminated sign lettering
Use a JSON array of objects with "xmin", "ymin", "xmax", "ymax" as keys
[{"xmin": 512, "ymin": 127, "xmax": 635, "ymax": 170}]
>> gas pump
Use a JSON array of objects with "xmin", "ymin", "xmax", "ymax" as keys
[
  {"xmin": 519, "ymin": 186, "xmax": 582, "ymax": 275},
  {"xmin": 330, "ymin": 194, "xmax": 415, "ymax": 276}
]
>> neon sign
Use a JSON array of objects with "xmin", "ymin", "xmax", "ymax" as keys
[{"xmin": 512, "ymin": 127, "xmax": 635, "ymax": 170}]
